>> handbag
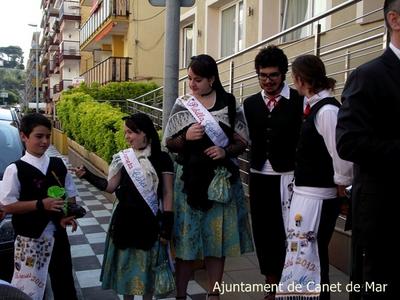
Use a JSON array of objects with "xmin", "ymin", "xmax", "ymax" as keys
[
  {"xmin": 207, "ymin": 167, "xmax": 231, "ymax": 204},
  {"xmin": 152, "ymin": 240, "xmax": 175, "ymax": 299}
]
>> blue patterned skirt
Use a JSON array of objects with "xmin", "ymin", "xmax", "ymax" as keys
[
  {"xmin": 174, "ymin": 164, "xmax": 254, "ymax": 260},
  {"xmin": 100, "ymin": 222, "xmax": 163, "ymax": 296}
]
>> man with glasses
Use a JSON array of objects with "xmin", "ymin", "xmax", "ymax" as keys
[
  {"xmin": 336, "ymin": 1, "xmax": 400, "ymax": 298},
  {"xmin": 243, "ymin": 45, "xmax": 304, "ymax": 299}
]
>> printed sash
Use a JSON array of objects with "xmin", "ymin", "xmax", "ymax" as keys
[
  {"xmin": 119, "ymin": 148, "xmax": 158, "ymax": 216},
  {"xmin": 11, "ymin": 233, "xmax": 55, "ymax": 300},
  {"xmin": 276, "ymin": 193, "xmax": 323, "ymax": 299},
  {"xmin": 180, "ymin": 94, "xmax": 229, "ymax": 148}
]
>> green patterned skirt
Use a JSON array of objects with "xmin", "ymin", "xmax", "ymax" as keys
[
  {"xmin": 174, "ymin": 164, "xmax": 254, "ymax": 260},
  {"xmin": 100, "ymin": 224, "xmax": 164, "ymax": 296}
]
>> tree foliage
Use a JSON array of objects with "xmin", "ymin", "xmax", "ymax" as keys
[
  {"xmin": 0, "ymin": 46, "xmax": 24, "ymax": 69},
  {"xmin": 0, "ymin": 68, "xmax": 25, "ymax": 104}
]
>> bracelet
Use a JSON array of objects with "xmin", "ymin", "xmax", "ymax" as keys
[{"xmin": 36, "ymin": 199, "xmax": 44, "ymax": 211}]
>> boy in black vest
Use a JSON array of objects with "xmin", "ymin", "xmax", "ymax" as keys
[
  {"xmin": 243, "ymin": 45, "xmax": 304, "ymax": 299},
  {"xmin": 0, "ymin": 113, "xmax": 78, "ymax": 299}
]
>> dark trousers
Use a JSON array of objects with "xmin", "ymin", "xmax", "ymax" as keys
[
  {"xmin": 249, "ymin": 173, "xmax": 286, "ymax": 281},
  {"xmin": 350, "ymin": 243, "xmax": 394, "ymax": 300},
  {"xmin": 48, "ymin": 229, "xmax": 77, "ymax": 300},
  {"xmin": 317, "ymin": 197, "xmax": 341, "ymax": 300}
]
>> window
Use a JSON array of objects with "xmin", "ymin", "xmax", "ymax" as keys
[
  {"xmin": 281, "ymin": 0, "xmax": 327, "ymax": 42},
  {"xmin": 220, "ymin": 1, "xmax": 244, "ymax": 58},
  {"xmin": 182, "ymin": 24, "xmax": 194, "ymax": 68}
]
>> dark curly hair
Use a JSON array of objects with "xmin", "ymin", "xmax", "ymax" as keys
[{"xmin": 254, "ymin": 45, "xmax": 289, "ymax": 80}]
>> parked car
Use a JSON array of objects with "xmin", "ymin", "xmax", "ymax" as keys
[
  {"xmin": 0, "ymin": 107, "xmax": 21, "ymax": 128},
  {"xmin": 0, "ymin": 119, "xmax": 24, "ymax": 282}
]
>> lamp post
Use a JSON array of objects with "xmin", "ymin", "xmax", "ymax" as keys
[{"xmin": 28, "ymin": 23, "xmax": 39, "ymax": 113}]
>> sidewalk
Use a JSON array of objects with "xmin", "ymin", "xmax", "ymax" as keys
[{"xmin": 48, "ymin": 145, "xmax": 349, "ymax": 300}]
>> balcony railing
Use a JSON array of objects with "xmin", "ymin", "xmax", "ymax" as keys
[
  {"xmin": 59, "ymin": 0, "xmax": 81, "ymax": 21},
  {"xmin": 81, "ymin": 56, "xmax": 130, "ymax": 86},
  {"xmin": 59, "ymin": 41, "xmax": 80, "ymax": 59},
  {"xmin": 80, "ymin": 0, "xmax": 129, "ymax": 46}
]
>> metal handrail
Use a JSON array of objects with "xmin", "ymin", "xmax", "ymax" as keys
[{"xmin": 127, "ymin": 0, "xmax": 383, "ymax": 118}]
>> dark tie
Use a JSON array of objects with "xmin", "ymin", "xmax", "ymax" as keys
[{"xmin": 304, "ymin": 103, "xmax": 311, "ymax": 117}]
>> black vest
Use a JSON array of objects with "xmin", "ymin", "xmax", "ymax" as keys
[
  {"xmin": 12, "ymin": 157, "xmax": 67, "ymax": 238},
  {"xmin": 295, "ymin": 97, "xmax": 341, "ymax": 188},
  {"xmin": 243, "ymin": 89, "xmax": 304, "ymax": 172},
  {"xmin": 110, "ymin": 154, "xmax": 166, "ymax": 250}
]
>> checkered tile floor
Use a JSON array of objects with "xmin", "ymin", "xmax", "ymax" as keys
[{"xmin": 47, "ymin": 146, "xmax": 207, "ymax": 300}]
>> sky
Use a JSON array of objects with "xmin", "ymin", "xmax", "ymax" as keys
[{"xmin": 0, "ymin": 0, "xmax": 43, "ymax": 66}]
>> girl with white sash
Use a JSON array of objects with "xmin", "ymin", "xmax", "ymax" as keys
[
  {"xmin": 276, "ymin": 55, "xmax": 352, "ymax": 300},
  {"xmin": 163, "ymin": 54, "xmax": 254, "ymax": 300},
  {"xmin": 73, "ymin": 113, "xmax": 174, "ymax": 300}
]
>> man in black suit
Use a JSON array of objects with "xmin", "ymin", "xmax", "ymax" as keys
[
  {"xmin": 336, "ymin": 1, "xmax": 400, "ymax": 299},
  {"xmin": 243, "ymin": 46, "xmax": 303, "ymax": 299}
]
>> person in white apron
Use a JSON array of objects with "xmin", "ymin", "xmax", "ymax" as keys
[
  {"xmin": 0, "ymin": 113, "xmax": 78, "ymax": 300},
  {"xmin": 276, "ymin": 55, "xmax": 353, "ymax": 300}
]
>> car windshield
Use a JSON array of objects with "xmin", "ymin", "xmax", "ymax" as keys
[
  {"xmin": 0, "ymin": 123, "xmax": 23, "ymax": 180},
  {"xmin": 0, "ymin": 109, "xmax": 13, "ymax": 121}
]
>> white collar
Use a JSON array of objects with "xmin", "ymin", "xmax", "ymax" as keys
[
  {"xmin": 389, "ymin": 42, "xmax": 400, "ymax": 61},
  {"xmin": 261, "ymin": 82, "xmax": 291, "ymax": 100},
  {"xmin": 306, "ymin": 89, "xmax": 332, "ymax": 107},
  {"xmin": 21, "ymin": 151, "xmax": 50, "ymax": 175}
]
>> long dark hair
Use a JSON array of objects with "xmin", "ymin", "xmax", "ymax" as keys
[
  {"xmin": 123, "ymin": 113, "xmax": 161, "ymax": 157},
  {"xmin": 292, "ymin": 55, "xmax": 336, "ymax": 94},
  {"xmin": 188, "ymin": 54, "xmax": 226, "ymax": 94}
]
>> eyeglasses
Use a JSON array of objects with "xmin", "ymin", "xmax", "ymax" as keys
[{"xmin": 257, "ymin": 71, "xmax": 281, "ymax": 81}]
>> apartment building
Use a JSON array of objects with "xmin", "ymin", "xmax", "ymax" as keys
[
  {"xmin": 36, "ymin": 0, "xmax": 81, "ymax": 115},
  {"xmin": 177, "ymin": 0, "xmax": 385, "ymax": 101},
  {"xmin": 25, "ymin": 32, "xmax": 41, "ymax": 110},
  {"xmin": 79, "ymin": 0, "xmax": 166, "ymax": 86}
]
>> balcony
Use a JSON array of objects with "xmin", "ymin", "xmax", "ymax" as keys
[
  {"xmin": 80, "ymin": 0, "xmax": 129, "ymax": 51},
  {"xmin": 59, "ymin": 0, "xmax": 81, "ymax": 22},
  {"xmin": 53, "ymin": 83, "xmax": 61, "ymax": 94},
  {"xmin": 59, "ymin": 41, "xmax": 80, "ymax": 61},
  {"xmin": 81, "ymin": 56, "xmax": 130, "ymax": 86},
  {"xmin": 59, "ymin": 79, "xmax": 73, "ymax": 91}
]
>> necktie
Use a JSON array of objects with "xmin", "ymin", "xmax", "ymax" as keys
[
  {"xmin": 304, "ymin": 103, "xmax": 311, "ymax": 117},
  {"xmin": 267, "ymin": 96, "xmax": 277, "ymax": 111}
]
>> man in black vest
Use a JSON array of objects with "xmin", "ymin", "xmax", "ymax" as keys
[
  {"xmin": 336, "ymin": 1, "xmax": 400, "ymax": 298},
  {"xmin": 0, "ymin": 113, "xmax": 78, "ymax": 300},
  {"xmin": 243, "ymin": 46, "xmax": 304, "ymax": 298}
]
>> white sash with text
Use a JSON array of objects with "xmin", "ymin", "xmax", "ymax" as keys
[
  {"xmin": 119, "ymin": 148, "xmax": 158, "ymax": 216},
  {"xmin": 180, "ymin": 95, "xmax": 229, "ymax": 148}
]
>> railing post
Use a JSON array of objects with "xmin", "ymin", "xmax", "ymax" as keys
[
  {"xmin": 344, "ymin": 50, "xmax": 350, "ymax": 82},
  {"xmin": 229, "ymin": 60, "xmax": 234, "ymax": 94},
  {"xmin": 125, "ymin": 58, "xmax": 129, "ymax": 81},
  {"xmin": 112, "ymin": 57, "xmax": 116, "ymax": 82},
  {"xmin": 182, "ymin": 80, "xmax": 186, "ymax": 95},
  {"xmin": 239, "ymin": 83, "xmax": 244, "ymax": 104},
  {"xmin": 314, "ymin": 23, "xmax": 321, "ymax": 56}
]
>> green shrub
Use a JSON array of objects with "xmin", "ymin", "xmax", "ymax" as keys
[
  {"xmin": 56, "ymin": 81, "xmax": 160, "ymax": 163},
  {"xmin": 57, "ymin": 92, "xmax": 127, "ymax": 163}
]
